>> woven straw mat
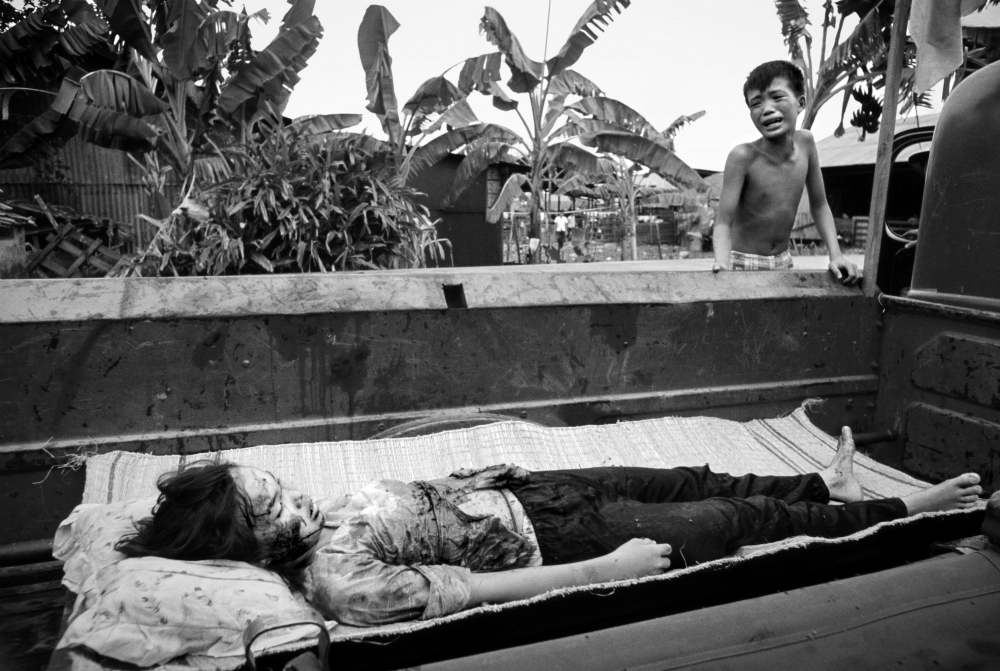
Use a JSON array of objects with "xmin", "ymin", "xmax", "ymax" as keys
[{"xmin": 82, "ymin": 408, "xmax": 928, "ymax": 505}]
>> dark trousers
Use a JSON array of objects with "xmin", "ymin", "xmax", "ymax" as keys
[{"xmin": 508, "ymin": 466, "xmax": 906, "ymax": 567}]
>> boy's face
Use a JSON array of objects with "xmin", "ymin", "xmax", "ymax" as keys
[{"xmin": 745, "ymin": 77, "xmax": 805, "ymax": 140}]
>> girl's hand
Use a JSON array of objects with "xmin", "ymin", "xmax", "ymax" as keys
[{"xmin": 601, "ymin": 538, "xmax": 672, "ymax": 580}]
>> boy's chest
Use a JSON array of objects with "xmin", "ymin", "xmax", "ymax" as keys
[{"xmin": 746, "ymin": 150, "xmax": 809, "ymax": 189}]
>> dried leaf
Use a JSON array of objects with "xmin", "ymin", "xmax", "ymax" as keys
[{"xmin": 357, "ymin": 5, "xmax": 401, "ymax": 143}]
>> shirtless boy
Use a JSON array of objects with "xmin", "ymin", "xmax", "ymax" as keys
[{"xmin": 713, "ymin": 60, "xmax": 861, "ymax": 284}]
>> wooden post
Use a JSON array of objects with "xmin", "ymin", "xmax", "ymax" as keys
[{"xmin": 862, "ymin": 0, "xmax": 912, "ymax": 296}]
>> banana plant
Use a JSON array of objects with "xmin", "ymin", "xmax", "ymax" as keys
[
  {"xmin": 355, "ymin": 5, "xmax": 522, "ymax": 186},
  {"xmin": 0, "ymin": 0, "xmax": 358, "ymax": 214},
  {"xmin": 770, "ymin": 0, "xmax": 975, "ymax": 135},
  {"xmin": 445, "ymin": 2, "xmax": 708, "ymax": 261}
]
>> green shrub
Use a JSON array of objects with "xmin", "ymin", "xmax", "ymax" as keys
[{"xmin": 118, "ymin": 118, "xmax": 449, "ymax": 276}]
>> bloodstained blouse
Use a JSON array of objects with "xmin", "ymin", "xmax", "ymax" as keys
[{"xmin": 302, "ymin": 464, "xmax": 539, "ymax": 625}]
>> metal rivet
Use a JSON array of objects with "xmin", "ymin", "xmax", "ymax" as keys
[{"xmin": 520, "ymin": 411, "xmax": 528, "ymax": 419}]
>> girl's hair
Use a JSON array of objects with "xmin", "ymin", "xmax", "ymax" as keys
[
  {"xmin": 116, "ymin": 462, "xmax": 264, "ymax": 563},
  {"xmin": 743, "ymin": 60, "xmax": 806, "ymax": 103}
]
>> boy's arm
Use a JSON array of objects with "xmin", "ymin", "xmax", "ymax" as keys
[
  {"xmin": 803, "ymin": 131, "xmax": 861, "ymax": 285},
  {"xmin": 712, "ymin": 146, "xmax": 749, "ymax": 272}
]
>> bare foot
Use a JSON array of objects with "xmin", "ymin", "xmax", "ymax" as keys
[
  {"xmin": 819, "ymin": 427, "xmax": 864, "ymax": 503},
  {"xmin": 901, "ymin": 473, "xmax": 983, "ymax": 515}
]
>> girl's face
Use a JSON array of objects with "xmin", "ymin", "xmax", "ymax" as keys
[{"xmin": 234, "ymin": 466, "xmax": 325, "ymax": 566}]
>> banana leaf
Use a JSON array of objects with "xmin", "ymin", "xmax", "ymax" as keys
[
  {"xmin": 197, "ymin": 10, "xmax": 241, "ymax": 65},
  {"xmin": 68, "ymin": 94, "xmax": 159, "ymax": 152},
  {"xmin": 555, "ymin": 172, "xmax": 611, "ymax": 199},
  {"xmin": 486, "ymin": 172, "xmax": 530, "ymax": 223},
  {"xmin": 192, "ymin": 154, "xmax": 230, "ymax": 185},
  {"xmin": 61, "ymin": 0, "xmax": 102, "ymax": 25},
  {"xmin": 0, "ymin": 75, "xmax": 81, "ymax": 168},
  {"xmin": 443, "ymin": 140, "xmax": 521, "ymax": 206},
  {"xmin": 358, "ymin": 4, "xmax": 401, "ymax": 144},
  {"xmin": 217, "ymin": 14, "xmax": 322, "ymax": 117},
  {"xmin": 547, "ymin": 142, "xmax": 614, "ymax": 176},
  {"xmin": 92, "ymin": 0, "xmax": 156, "ymax": 61},
  {"xmin": 57, "ymin": 15, "xmax": 110, "ymax": 58},
  {"xmin": 548, "ymin": 69, "xmax": 603, "ymax": 98},
  {"xmin": 280, "ymin": 0, "xmax": 315, "ymax": 30},
  {"xmin": 819, "ymin": 3, "xmax": 889, "ymax": 80},
  {"xmin": 773, "ymin": 0, "xmax": 810, "ymax": 65},
  {"xmin": 403, "ymin": 75, "xmax": 464, "ymax": 116},
  {"xmin": 0, "ymin": 6, "xmax": 66, "ymax": 85},
  {"xmin": 568, "ymin": 97, "xmax": 659, "ymax": 139},
  {"xmin": 662, "ymin": 110, "xmax": 705, "ymax": 141},
  {"xmin": 79, "ymin": 69, "xmax": 167, "ymax": 116},
  {"xmin": 457, "ymin": 52, "xmax": 502, "ymax": 93},
  {"xmin": 425, "ymin": 98, "xmax": 479, "ymax": 133},
  {"xmin": 580, "ymin": 130, "xmax": 707, "ymax": 191},
  {"xmin": 658, "ymin": 110, "xmax": 706, "ymax": 151},
  {"xmin": 320, "ymin": 131, "xmax": 392, "ymax": 155},
  {"xmin": 289, "ymin": 113, "xmax": 363, "ymax": 134},
  {"xmin": 566, "ymin": 117, "xmax": 634, "ymax": 137},
  {"xmin": 158, "ymin": 0, "xmax": 209, "ymax": 79},
  {"xmin": 546, "ymin": 0, "xmax": 632, "ymax": 79},
  {"xmin": 489, "ymin": 81, "xmax": 519, "ymax": 111},
  {"xmin": 479, "ymin": 7, "xmax": 543, "ymax": 93},
  {"xmin": 407, "ymin": 123, "xmax": 520, "ymax": 179}
]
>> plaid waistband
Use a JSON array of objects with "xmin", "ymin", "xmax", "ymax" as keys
[{"xmin": 730, "ymin": 249, "xmax": 794, "ymax": 270}]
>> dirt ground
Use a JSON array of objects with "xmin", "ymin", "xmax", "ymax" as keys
[{"xmin": 504, "ymin": 240, "xmax": 864, "ymax": 265}]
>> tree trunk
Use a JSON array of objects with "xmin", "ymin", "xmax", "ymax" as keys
[
  {"xmin": 527, "ymin": 170, "xmax": 545, "ymax": 263},
  {"xmin": 801, "ymin": 99, "xmax": 818, "ymax": 130}
]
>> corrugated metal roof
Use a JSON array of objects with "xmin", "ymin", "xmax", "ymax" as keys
[
  {"xmin": 0, "ymin": 136, "xmax": 179, "ymax": 229},
  {"xmin": 963, "ymin": 4, "xmax": 1000, "ymax": 28},
  {"xmin": 816, "ymin": 112, "xmax": 938, "ymax": 168}
]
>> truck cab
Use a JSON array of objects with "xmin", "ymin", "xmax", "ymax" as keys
[{"xmin": 1, "ymin": 54, "xmax": 999, "ymax": 671}]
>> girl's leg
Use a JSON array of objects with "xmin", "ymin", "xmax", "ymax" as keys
[
  {"xmin": 532, "ymin": 466, "xmax": 829, "ymax": 506},
  {"xmin": 513, "ymin": 470, "xmax": 839, "ymax": 565},
  {"xmin": 596, "ymin": 495, "xmax": 905, "ymax": 567}
]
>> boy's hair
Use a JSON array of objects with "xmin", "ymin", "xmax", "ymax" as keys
[
  {"xmin": 115, "ymin": 461, "xmax": 264, "ymax": 564},
  {"xmin": 743, "ymin": 61, "xmax": 806, "ymax": 103}
]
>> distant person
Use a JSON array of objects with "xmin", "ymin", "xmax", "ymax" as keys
[
  {"xmin": 554, "ymin": 213, "xmax": 569, "ymax": 250},
  {"xmin": 713, "ymin": 60, "xmax": 860, "ymax": 284}
]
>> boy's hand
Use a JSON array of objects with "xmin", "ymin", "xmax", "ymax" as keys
[
  {"xmin": 712, "ymin": 262, "xmax": 727, "ymax": 273},
  {"xmin": 828, "ymin": 255, "xmax": 862, "ymax": 285}
]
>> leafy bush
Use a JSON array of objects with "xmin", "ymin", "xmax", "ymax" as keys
[{"xmin": 116, "ymin": 119, "xmax": 449, "ymax": 276}]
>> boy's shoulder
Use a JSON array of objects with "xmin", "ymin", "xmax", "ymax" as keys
[
  {"xmin": 726, "ymin": 141, "xmax": 757, "ymax": 165},
  {"xmin": 793, "ymin": 128, "xmax": 818, "ymax": 148}
]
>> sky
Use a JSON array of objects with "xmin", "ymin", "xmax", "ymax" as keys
[{"xmin": 240, "ymin": 0, "xmax": 937, "ymax": 172}]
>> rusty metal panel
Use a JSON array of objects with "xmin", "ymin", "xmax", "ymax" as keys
[
  {"xmin": 871, "ymin": 301, "xmax": 1000, "ymax": 486},
  {"xmin": 0, "ymin": 300, "xmax": 878, "ymax": 448},
  {"xmin": 912, "ymin": 332, "xmax": 1000, "ymax": 409},
  {"xmin": 0, "ymin": 136, "xmax": 180, "ymax": 240},
  {"xmin": 904, "ymin": 402, "xmax": 1000, "ymax": 491},
  {"xmin": 0, "ymin": 294, "xmax": 879, "ymax": 543}
]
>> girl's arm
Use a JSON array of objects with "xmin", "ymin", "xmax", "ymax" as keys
[{"xmin": 467, "ymin": 538, "xmax": 672, "ymax": 607}]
